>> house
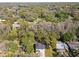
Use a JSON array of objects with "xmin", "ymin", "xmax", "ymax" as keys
[
  {"xmin": 56, "ymin": 41, "xmax": 68, "ymax": 54},
  {"xmin": 34, "ymin": 41, "xmax": 45, "ymax": 57},
  {"xmin": 67, "ymin": 42, "xmax": 79, "ymax": 50},
  {"xmin": 0, "ymin": 19, "xmax": 6, "ymax": 24},
  {"xmin": 12, "ymin": 22, "xmax": 20, "ymax": 29},
  {"xmin": 0, "ymin": 19, "xmax": 5, "ymax": 22}
]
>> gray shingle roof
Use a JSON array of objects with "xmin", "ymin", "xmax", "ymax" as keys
[
  {"xmin": 35, "ymin": 42, "xmax": 45, "ymax": 49},
  {"xmin": 68, "ymin": 42, "xmax": 79, "ymax": 49}
]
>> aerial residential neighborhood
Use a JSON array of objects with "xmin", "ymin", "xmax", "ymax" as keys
[{"xmin": 0, "ymin": 3, "xmax": 79, "ymax": 57}]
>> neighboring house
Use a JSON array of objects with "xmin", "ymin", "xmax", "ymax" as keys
[
  {"xmin": 0, "ymin": 19, "xmax": 5, "ymax": 25},
  {"xmin": 67, "ymin": 42, "xmax": 79, "ymax": 50},
  {"xmin": 0, "ymin": 19, "xmax": 5, "ymax": 22},
  {"xmin": 56, "ymin": 41, "xmax": 68, "ymax": 54},
  {"xmin": 12, "ymin": 22, "xmax": 20, "ymax": 29},
  {"xmin": 34, "ymin": 41, "xmax": 45, "ymax": 57}
]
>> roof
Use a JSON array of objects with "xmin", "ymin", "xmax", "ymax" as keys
[
  {"xmin": 0, "ymin": 19, "xmax": 5, "ymax": 22},
  {"xmin": 56, "ymin": 41, "xmax": 68, "ymax": 50},
  {"xmin": 35, "ymin": 42, "xmax": 45, "ymax": 49},
  {"xmin": 68, "ymin": 42, "xmax": 79, "ymax": 49}
]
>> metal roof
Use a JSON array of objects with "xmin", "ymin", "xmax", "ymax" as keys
[{"xmin": 56, "ymin": 41, "xmax": 68, "ymax": 50}]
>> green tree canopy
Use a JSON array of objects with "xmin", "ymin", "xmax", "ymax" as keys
[
  {"xmin": 21, "ymin": 31, "xmax": 35, "ymax": 54},
  {"xmin": 36, "ymin": 30, "xmax": 57, "ymax": 49},
  {"xmin": 7, "ymin": 41, "xmax": 18, "ymax": 53},
  {"xmin": 6, "ymin": 28, "xmax": 17, "ymax": 41},
  {"xmin": 62, "ymin": 32, "xmax": 74, "ymax": 42},
  {"xmin": 55, "ymin": 11, "xmax": 68, "ymax": 22},
  {"xmin": 76, "ymin": 27, "xmax": 79, "ymax": 39},
  {"xmin": 17, "ymin": 19, "xmax": 28, "ymax": 30}
]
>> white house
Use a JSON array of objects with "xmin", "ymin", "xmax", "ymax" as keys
[
  {"xmin": 0, "ymin": 19, "xmax": 5, "ymax": 22},
  {"xmin": 35, "ymin": 41, "xmax": 45, "ymax": 57},
  {"xmin": 0, "ymin": 19, "xmax": 6, "ymax": 24},
  {"xmin": 56, "ymin": 41, "xmax": 68, "ymax": 54}
]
